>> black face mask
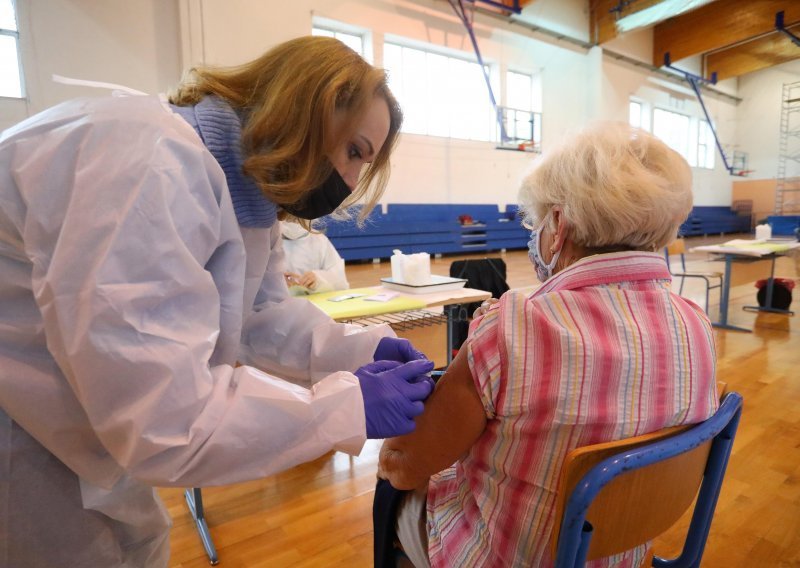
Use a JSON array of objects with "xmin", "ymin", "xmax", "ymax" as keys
[{"xmin": 283, "ymin": 169, "xmax": 352, "ymax": 220}]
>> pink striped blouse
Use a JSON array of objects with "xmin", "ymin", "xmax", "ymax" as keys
[{"xmin": 426, "ymin": 251, "xmax": 719, "ymax": 567}]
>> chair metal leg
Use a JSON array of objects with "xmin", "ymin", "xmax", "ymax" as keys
[
  {"xmin": 445, "ymin": 304, "xmax": 458, "ymax": 364},
  {"xmin": 185, "ymin": 488, "xmax": 219, "ymax": 565}
]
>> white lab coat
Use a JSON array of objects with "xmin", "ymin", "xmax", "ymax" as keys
[
  {"xmin": 0, "ymin": 95, "xmax": 392, "ymax": 567},
  {"xmin": 280, "ymin": 221, "xmax": 350, "ymax": 294}
]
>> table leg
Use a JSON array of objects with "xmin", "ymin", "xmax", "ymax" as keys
[
  {"xmin": 185, "ymin": 488, "xmax": 219, "ymax": 565},
  {"xmin": 712, "ymin": 255, "xmax": 751, "ymax": 333}
]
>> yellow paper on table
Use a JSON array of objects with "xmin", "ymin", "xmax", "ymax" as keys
[
  {"xmin": 305, "ymin": 287, "xmax": 426, "ymax": 320},
  {"xmin": 723, "ymin": 239, "xmax": 794, "ymax": 253}
]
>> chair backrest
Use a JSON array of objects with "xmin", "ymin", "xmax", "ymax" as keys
[
  {"xmin": 449, "ymin": 258, "xmax": 510, "ymax": 297},
  {"xmin": 664, "ymin": 238, "xmax": 688, "ymax": 273},
  {"xmin": 448, "ymin": 258, "xmax": 510, "ymax": 353},
  {"xmin": 552, "ymin": 391, "xmax": 743, "ymax": 568},
  {"xmin": 666, "ymin": 238, "xmax": 686, "ymax": 257}
]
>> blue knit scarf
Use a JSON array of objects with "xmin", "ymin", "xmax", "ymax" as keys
[{"xmin": 170, "ymin": 95, "xmax": 277, "ymax": 228}]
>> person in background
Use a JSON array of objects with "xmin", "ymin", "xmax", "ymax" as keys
[
  {"xmin": 0, "ymin": 36, "xmax": 434, "ymax": 567},
  {"xmin": 281, "ymin": 220, "xmax": 350, "ymax": 295},
  {"xmin": 374, "ymin": 122, "xmax": 720, "ymax": 568}
]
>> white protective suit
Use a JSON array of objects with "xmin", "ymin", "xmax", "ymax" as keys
[
  {"xmin": 280, "ymin": 221, "xmax": 350, "ymax": 294},
  {"xmin": 0, "ymin": 95, "xmax": 392, "ymax": 567}
]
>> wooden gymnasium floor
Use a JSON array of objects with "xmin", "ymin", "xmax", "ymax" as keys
[{"xmin": 161, "ymin": 233, "xmax": 800, "ymax": 567}]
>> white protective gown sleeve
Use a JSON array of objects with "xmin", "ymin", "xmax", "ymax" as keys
[
  {"xmin": 239, "ymin": 224, "xmax": 384, "ymax": 385},
  {"xmin": 0, "ymin": 95, "xmax": 392, "ymax": 567}
]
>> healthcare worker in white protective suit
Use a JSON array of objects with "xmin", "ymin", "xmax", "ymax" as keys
[
  {"xmin": 281, "ymin": 221, "xmax": 350, "ymax": 295},
  {"xmin": 0, "ymin": 36, "xmax": 435, "ymax": 567}
]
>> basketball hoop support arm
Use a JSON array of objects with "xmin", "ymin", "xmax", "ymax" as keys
[
  {"xmin": 664, "ymin": 53, "xmax": 741, "ymax": 176},
  {"xmin": 448, "ymin": 0, "xmax": 513, "ymax": 142}
]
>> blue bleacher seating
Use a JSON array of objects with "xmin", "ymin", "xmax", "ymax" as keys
[
  {"xmin": 766, "ymin": 215, "xmax": 800, "ymax": 236},
  {"xmin": 322, "ymin": 203, "xmax": 754, "ymax": 262},
  {"xmin": 322, "ymin": 204, "xmax": 529, "ymax": 261},
  {"xmin": 678, "ymin": 206, "xmax": 751, "ymax": 236}
]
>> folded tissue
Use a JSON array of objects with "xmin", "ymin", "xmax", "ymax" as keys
[
  {"xmin": 755, "ymin": 223, "xmax": 772, "ymax": 240},
  {"xmin": 391, "ymin": 250, "xmax": 431, "ymax": 285}
]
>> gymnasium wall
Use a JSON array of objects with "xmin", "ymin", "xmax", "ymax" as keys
[{"xmin": 2, "ymin": 0, "xmax": 796, "ymax": 210}]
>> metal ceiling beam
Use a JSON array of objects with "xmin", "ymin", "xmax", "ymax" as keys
[
  {"xmin": 776, "ymin": 10, "xmax": 800, "ymax": 47},
  {"xmin": 653, "ymin": 0, "xmax": 800, "ymax": 66},
  {"xmin": 705, "ymin": 24, "xmax": 800, "ymax": 81}
]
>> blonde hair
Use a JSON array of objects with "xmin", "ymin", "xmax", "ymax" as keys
[
  {"xmin": 169, "ymin": 36, "xmax": 403, "ymax": 224},
  {"xmin": 518, "ymin": 122, "xmax": 693, "ymax": 251}
]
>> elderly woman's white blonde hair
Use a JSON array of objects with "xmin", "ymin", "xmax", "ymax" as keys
[{"xmin": 518, "ymin": 122, "xmax": 693, "ymax": 251}]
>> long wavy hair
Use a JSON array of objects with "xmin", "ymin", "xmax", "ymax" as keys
[{"xmin": 170, "ymin": 36, "xmax": 403, "ymax": 224}]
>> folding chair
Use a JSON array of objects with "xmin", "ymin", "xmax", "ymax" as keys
[
  {"xmin": 552, "ymin": 391, "xmax": 743, "ymax": 568},
  {"xmin": 664, "ymin": 238, "xmax": 722, "ymax": 313}
]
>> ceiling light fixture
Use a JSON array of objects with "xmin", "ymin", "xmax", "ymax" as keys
[{"xmin": 614, "ymin": 0, "xmax": 716, "ymax": 33}]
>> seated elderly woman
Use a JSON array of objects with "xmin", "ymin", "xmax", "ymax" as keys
[{"xmin": 374, "ymin": 123, "xmax": 719, "ymax": 568}]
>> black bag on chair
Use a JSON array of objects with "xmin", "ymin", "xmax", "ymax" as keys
[
  {"xmin": 449, "ymin": 258, "xmax": 510, "ymax": 354},
  {"xmin": 755, "ymin": 278, "xmax": 794, "ymax": 311}
]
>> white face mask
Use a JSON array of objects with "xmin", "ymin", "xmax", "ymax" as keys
[{"xmin": 527, "ymin": 214, "xmax": 562, "ymax": 282}]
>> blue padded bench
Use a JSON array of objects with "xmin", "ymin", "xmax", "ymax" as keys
[
  {"xmin": 323, "ymin": 209, "xmax": 458, "ymax": 261},
  {"xmin": 766, "ymin": 215, "xmax": 800, "ymax": 236},
  {"xmin": 387, "ymin": 204, "xmax": 529, "ymax": 255},
  {"xmin": 322, "ymin": 204, "xmax": 529, "ymax": 261},
  {"xmin": 679, "ymin": 206, "xmax": 751, "ymax": 236}
]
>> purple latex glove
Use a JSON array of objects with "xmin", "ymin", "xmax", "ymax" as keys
[
  {"xmin": 373, "ymin": 336, "xmax": 427, "ymax": 364},
  {"xmin": 356, "ymin": 359, "xmax": 435, "ymax": 439}
]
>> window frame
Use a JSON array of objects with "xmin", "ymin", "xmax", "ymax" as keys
[
  {"xmin": 0, "ymin": 0, "xmax": 24, "ymax": 99},
  {"xmin": 382, "ymin": 38, "xmax": 498, "ymax": 143},
  {"xmin": 311, "ymin": 17, "xmax": 370, "ymax": 62},
  {"xmin": 629, "ymin": 100, "xmax": 642, "ymax": 128},
  {"xmin": 696, "ymin": 119, "xmax": 716, "ymax": 170},
  {"xmin": 652, "ymin": 106, "xmax": 691, "ymax": 163}
]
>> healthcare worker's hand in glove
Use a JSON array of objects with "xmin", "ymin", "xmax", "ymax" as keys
[
  {"xmin": 373, "ymin": 336, "xmax": 427, "ymax": 364},
  {"xmin": 357, "ymin": 359, "xmax": 435, "ymax": 439}
]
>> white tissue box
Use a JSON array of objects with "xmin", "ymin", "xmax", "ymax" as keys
[{"xmin": 391, "ymin": 251, "xmax": 431, "ymax": 285}]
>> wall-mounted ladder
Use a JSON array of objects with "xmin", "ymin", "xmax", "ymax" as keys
[{"xmin": 776, "ymin": 80, "xmax": 800, "ymax": 215}]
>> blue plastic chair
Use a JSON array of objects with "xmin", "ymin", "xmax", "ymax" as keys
[
  {"xmin": 553, "ymin": 391, "xmax": 743, "ymax": 568},
  {"xmin": 664, "ymin": 238, "xmax": 722, "ymax": 313}
]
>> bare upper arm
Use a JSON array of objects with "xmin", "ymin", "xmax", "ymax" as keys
[{"xmin": 378, "ymin": 344, "xmax": 488, "ymax": 489}]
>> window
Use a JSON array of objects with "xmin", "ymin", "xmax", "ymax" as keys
[
  {"xmin": 312, "ymin": 26, "xmax": 364, "ymax": 57},
  {"xmin": 383, "ymin": 42, "xmax": 495, "ymax": 141},
  {"xmin": 629, "ymin": 100, "xmax": 642, "ymax": 128},
  {"xmin": 506, "ymin": 70, "xmax": 532, "ymax": 112},
  {"xmin": 696, "ymin": 120, "xmax": 715, "ymax": 169},
  {"xmin": 0, "ymin": 0, "xmax": 22, "ymax": 98},
  {"xmin": 653, "ymin": 108, "xmax": 690, "ymax": 161},
  {"xmin": 504, "ymin": 70, "xmax": 541, "ymax": 147}
]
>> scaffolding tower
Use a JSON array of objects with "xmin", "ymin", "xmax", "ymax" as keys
[{"xmin": 776, "ymin": 81, "xmax": 800, "ymax": 215}]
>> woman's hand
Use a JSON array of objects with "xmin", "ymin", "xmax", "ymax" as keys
[
  {"xmin": 473, "ymin": 297, "xmax": 499, "ymax": 319},
  {"xmin": 284, "ymin": 271, "xmax": 303, "ymax": 287},
  {"xmin": 298, "ymin": 271, "xmax": 317, "ymax": 289}
]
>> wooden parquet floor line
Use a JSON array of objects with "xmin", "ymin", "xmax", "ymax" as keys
[{"xmin": 161, "ymin": 234, "xmax": 800, "ymax": 567}]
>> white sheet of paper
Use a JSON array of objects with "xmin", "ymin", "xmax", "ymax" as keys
[{"xmin": 363, "ymin": 292, "xmax": 400, "ymax": 302}]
